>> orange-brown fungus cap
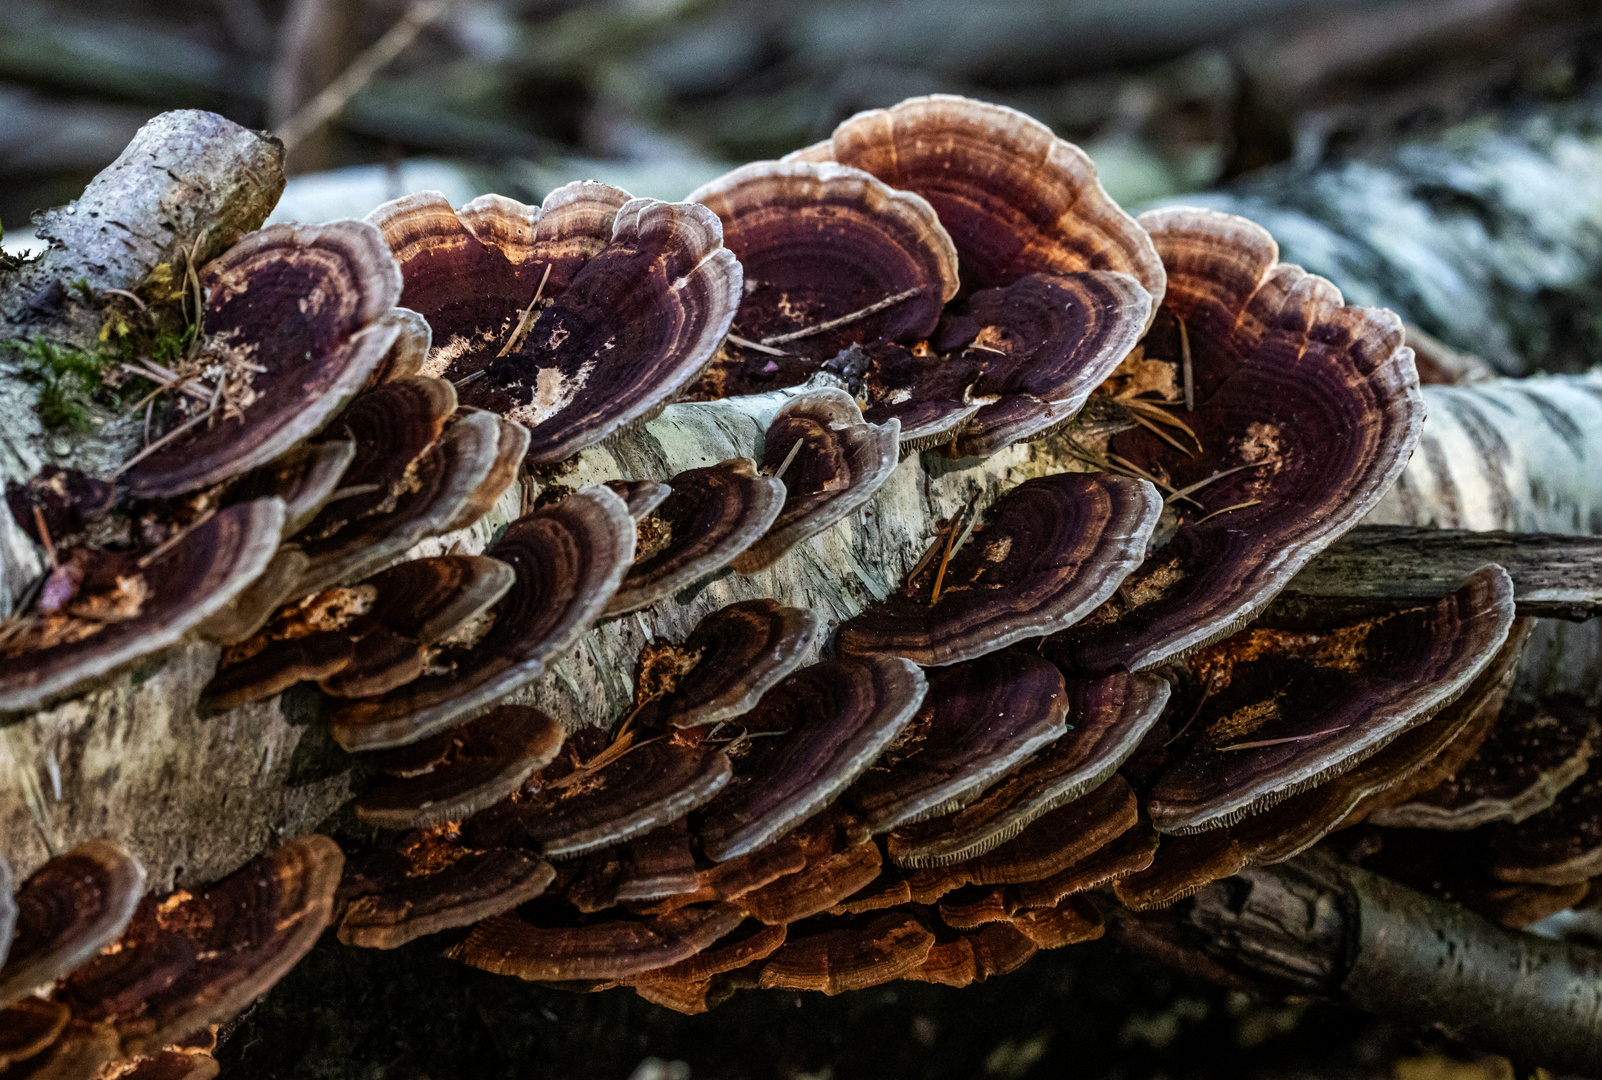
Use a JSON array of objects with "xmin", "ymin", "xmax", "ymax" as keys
[
  {"xmin": 368, "ymin": 184, "xmax": 741, "ymax": 464},
  {"xmin": 126, "ymin": 220, "xmax": 404, "ymax": 498},
  {"xmin": 446, "ymin": 901, "xmax": 744, "ymax": 982},
  {"xmin": 0, "ymin": 997, "xmax": 70, "ymax": 1069},
  {"xmin": 1052, "ymin": 207, "xmax": 1424, "ymax": 672},
  {"xmin": 757, "ymin": 911, "xmax": 934, "ymax": 995},
  {"xmin": 734, "ymin": 814, "xmax": 881, "ymax": 925},
  {"xmin": 59, "ymin": 835, "xmax": 342, "ymax": 1057}
]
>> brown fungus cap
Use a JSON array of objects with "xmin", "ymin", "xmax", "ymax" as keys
[
  {"xmin": 446, "ymin": 902, "xmax": 744, "ymax": 982},
  {"xmin": 906, "ymin": 921, "xmax": 1037, "ymax": 988},
  {"xmin": 1485, "ymin": 758, "xmax": 1602, "ymax": 886},
  {"xmin": 636, "ymin": 599, "xmax": 821, "ymax": 730},
  {"xmin": 787, "ymin": 94, "xmax": 1164, "ymax": 304},
  {"xmin": 459, "ymin": 726, "xmax": 733, "ymax": 859},
  {"xmin": 847, "ymin": 653, "xmax": 1069, "ymax": 833},
  {"xmin": 1013, "ymin": 821, "xmax": 1159, "ymax": 909},
  {"xmin": 370, "ymin": 186, "xmax": 742, "ymax": 465},
  {"xmin": 627, "ymin": 829, "xmax": 811, "ymax": 914},
  {"xmin": 1010, "ymin": 894, "xmax": 1104, "ymax": 949},
  {"xmin": 565, "ymin": 820, "xmax": 701, "ymax": 913},
  {"xmin": 1144, "ymin": 565, "xmax": 1515, "ymax": 835},
  {"xmin": 292, "ymin": 409, "xmax": 502, "ymax": 597},
  {"xmin": 1373, "ymin": 696, "xmax": 1600, "ymax": 831},
  {"xmin": 604, "ymin": 480, "xmax": 671, "ymax": 522},
  {"xmin": 193, "ymin": 548, "xmax": 310, "ymax": 648},
  {"xmin": 914, "ymin": 774, "xmax": 1138, "ymax": 883},
  {"xmin": 885, "ymin": 671, "xmax": 1169, "ymax": 867},
  {"xmin": 686, "ymin": 159, "xmax": 957, "ymax": 397},
  {"xmin": 441, "ymin": 415, "xmax": 529, "ymax": 534},
  {"xmin": 221, "ymin": 439, "xmax": 356, "ymax": 540},
  {"xmin": 338, "ymin": 845, "xmax": 555, "ymax": 950},
  {"xmin": 757, "ymin": 911, "xmax": 934, "ymax": 995},
  {"xmin": 0, "ymin": 1018, "xmax": 119, "ymax": 1080},
  {"xmin": 368, "ymin": 306, "xmax": 432, "ymax": 384},
  {"xmin": 731, "ymin": 389, "xmax": 899, "ymax": 574},
  {"xmin": 0, "ymin": 841, "xmax": 145, "ymax": 1010},
  {"xmin": 922, "ymin": 270, "xmax": 1153, "ymax": 458},
  {"xmin": 633, "ymin": 920, "xmax": 787, "ymax": 986},
  {"xmin": 838, "ymin": 472, "xmax": 1161, "ymax": 667},
  {"xmin": 6, "ymin": 467, "xmax": 114, "ymax": 550},
  {"xmin": 605, "ymin": 458, "xmax": 784, "ymax": 616},
  {"xmin": 0, "ymin": 498, "xmax": 284, "ymax": 712},
  {"xmin": 202, "ymin": 630, "xmax": 356, "ymax": 711},
  {"xmin": 125, "ymin": 220, "xmax": 404, "ymax": 499},
  {"xmin": 58, "ymin": 836, "xmax": 342, "ymax": 1058},
  {"xmin": 696, "ymin": 655, "xmax": 927, "ymax": 862},
  {"xmin": 0, "ymin": 998, "xmax": 69, "ymax": 1070},
  {"xmin": 1051, "ymin": 207, "xmax": 1424, "ymax": 673},
  {"xmin": 733, "ymin": 814, "xmax": 881, "ymax": 925},
  {"xmin": 357, "ymin": 705, "xmax": 565, "ymax": 829},
  {"xmin": 331, "ymin": 485, "xmax": 635, "ymax": 750},
  {"xmin": 296, "ymin": 376, "xmax": 457, "ymax": 539}
]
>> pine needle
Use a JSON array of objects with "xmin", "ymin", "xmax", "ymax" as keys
[
  {"xmin": 1193, "ymin": 499, "xmax": 1262, "ymax": 525},
  {"xmin": 1179, "ymin": 316, "xmax": 1194, "ymax": 412},
  {"xmin": 1216, "ymin": 725, "xmax": 1349, "ymax": 752},
  {"xmin": 727, "ymin": 333, "xmax": 788, "ymax": 357}
]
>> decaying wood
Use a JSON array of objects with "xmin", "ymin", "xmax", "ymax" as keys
[
  {"xmin": 1117, "ymin": 850, "xmax": 1602, "ymax": 1076},
  {"xmin": 1278, "ymin": 526, "xmax": 1602, "ymax": 621}
]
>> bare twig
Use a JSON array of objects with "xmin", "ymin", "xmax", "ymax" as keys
[
  {"xmin": 760, "ymin": 287, "xmax": 921, "ymax": 347},
  {"xmin": 770, "ymin": 438, "xmax": 804, "ymax": 482},
  {"xmin": 930, "ymin": 496, "xmax": 978, "ymax": 605},
  {"xmin": 112, "ymin": 404, "xmax": 217, "ymax": 476},
  {"xmin": 497, "ymin": 264, "xmax": 552, "ymax": 358},
  {"xmin": 727, "ymin": 333, "xmax": 788, "ymax": 357},
  {"xmin": 101, "ymin": 288, "xmax": 148, "ymax": 313},
  {"xmin": 31, "ymin": 506, "xmax": 56, "ymax": 568},
  {"xmin": 1193, "ymin": 499, "xmax": 1262, "ymax": 525},
  {"xmin": 274, "ymin": 0, "xmax": 454, "ymax": 153}
]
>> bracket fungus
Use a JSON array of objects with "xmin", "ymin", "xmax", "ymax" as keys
[
  {"xmin": 57, "ymin": 836, "xmax": 342, "ymax": 1058},
  {"xmin": 1484, "ymin": 757, "xmax": 1602, "ymax": 886},
  {"xmin": 446, "ymin": 902, "xmax": 745, "ymax": 982},
  {"xmin": 786, "ymin": 95, "xmax": 1164, "ymax": 303},
  {"xmin": 1373, "ymin": 697, "xmax": 1600, "ymax": 831},
  {"xmin": 846, "ymin": 653, "xmax": 1070, "ymax": 834},
  {"xmin": 632, "ymin": 599, "xmax": 821, "ymax": 729},
  {"xmin": 1144, "ymin": 565, "xmax": 1515, "ymax": 834},
  {"xmin": 292, "ymin": 408, "xmax": 503, "ymax": 597},
  {"xmin": 1052, "ymin": 207, "xmax": 1424, "ymax": 672},
  {"xmin": 686, "ymin": 159, "xmax": 958, "ymax": 397},
  {"xmin": 124, "ymin": 220, "xmax": 405, "ymax": 499},
  {"xmin": 369, "ymin": 185, "xmax": 742, "ymax": 465},
  {"xmin": 730, "ymin": 389, "xmax": 899, "ymax": 573},
  {"xmin": 0, "ymin": 498, "xmax": 284, "ymax": 712},
  {"xmin": 883, "ymin": 671, "xmax": 1169, "ymax": 867},
  {"xmin": 606, "ymin": 458, "xmax": 784, "ymax": 615},
  {"xmin": 330, "ymin": 485, "xmax": 635, "ymax": 750},
  {"xmin": 356, "ymin": 705, "xmax": 566, "ymax": 829},
  {"xmin": 757, "ymin": 911, "xmax": 935, "ymax": 995},
  {"xmin": 205, "ymin": 552, "xmax": 515, "ymax": 709},
  {"xmin": 220, "ymin": 438, "xmax": 356, "ymax": 541},
  {"xmin": 460, "ymin": 725, "xmax": 733, "ymax": 859},
  {"xmin": 338, "ymin": 844, "xmax": 556, "ymax": 950},
  {"xmin": 0, "ymin": 841, "xmax": 145, "ymax": 1009},
  {"xmin": 837, "ymin": 472, "xmax": 1161, "ymax": 667},
  {"xmin": 696, "ymin": 655, "xmax": 927, "ymax": 862},
  {"xmin": 732, "ymin": 813, "xmax": 882, "ymax": 925}
]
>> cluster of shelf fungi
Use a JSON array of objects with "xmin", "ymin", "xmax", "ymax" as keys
[{"xmin": 0, "ymin": 93, "xmax": 1596, "ymax": 1075}]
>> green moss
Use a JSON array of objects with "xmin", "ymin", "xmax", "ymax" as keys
[{"xmin": 8, "ymin": 337, "xmax": 105, "ymax": 432}]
